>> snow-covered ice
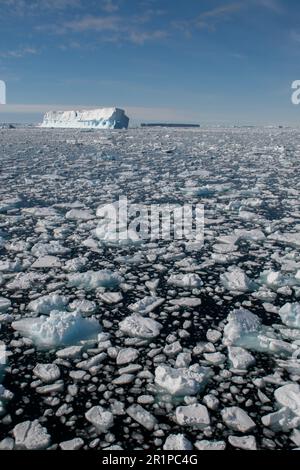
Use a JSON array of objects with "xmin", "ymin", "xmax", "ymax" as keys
[{"xmin": 41, "ymin": 107, "xmax": 129, "ymax": 129}]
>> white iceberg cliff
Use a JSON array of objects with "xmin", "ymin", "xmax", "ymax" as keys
[{"xmin": 40, "ymin": 107, "xmax": 129, "ymax": 129}]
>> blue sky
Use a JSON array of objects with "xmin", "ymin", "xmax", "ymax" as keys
[{"xmin": 1, "ymin": 0, "xmax": 300, "ymax": 124}]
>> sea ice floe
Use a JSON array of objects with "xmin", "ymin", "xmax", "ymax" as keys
[
  {"xmin": 116, "ymin": 348, "xmax": 139, "ymax": 365},
  {"xmin": 69, "ymin": 299, "xmax": 97, "ymax": 315},
  {"xmin": 259, "ymin": 270, "xmax": 295, "ymax": 291},
  {"xmin": 274, "ymin": 384, "xmax": 300, "ymax": 417},
  {"xmin": 175, "ymin": 404, "xmax": 210, "ymax": 428},
  {"xmin": 0, "ymin": 298, "xmax": 11, "ymax": 313},
  {"xmin": 220, "ymin": 267, "xmax": 257, "ymax": 293},
  {"xmin": 163, "ymin": 434, "xmax": 193, "ymax": 451},
  {"xmin": 221, "ymin": 406, "xmax": 256, "ymax": 433},
  {"xmin": 155, "ymin": 364, "xmax": 212, "ymax": 396},
  {"xmin": 33, "ymin": 364, "xmax": 61, "ymax": 383},
  {"xmin": 119, "ymin": 314, "xmax": 162, "ymax": 339},
  {"xmin": 85, "ymin": 406, "xmax": 114, "ymax": 434},
  {"xmin": 65, "ymin": 209, "xmax": 95, "ymax": 220},
  {"xmin": 278, "ymin": 303, "xmax": 300, "ymax": 329},
  {"xmin": 13, "ymin": 420, "xmax": 51, "ymax": 450},
  {"xmin": 227, "ymin": 346, "xmax": 255, "ymax": 370},
  {"xmin": 194, "ymin": 440, "xmax": 226, "ymax": 451},
  {"xmin": 28, "ymin": 294, "xmax": 68, "ymax": 314},
  {"xmin": 128, "ymin": 296, "xmax": 164, "ymax": 315},
  {"xmin": 223, "ymin": 308, "xmax": 297, "ymax": 356},
  {"xmin": 228, "ymin": 435, "xmax": 257, "ymax": 451},
  {"xmin": 127, "ymin": 404, "xmax": 157, "ymax": 431},
  {"xmin": 167, "ymin": 273, "xmax": 203, "ymax": 289},
  {"xmin": 261, "ymin": 407, "xmax": 300, "ymax": 432},
  {"xmin": 68, "ymin": 270, "xmax": 122, "ymax": 290},
  {"xmin": 12, "ymin": 311, "xmax": 101, "ymax": 349}
]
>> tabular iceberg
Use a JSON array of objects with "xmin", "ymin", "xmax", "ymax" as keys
[{"xmin": 40, "ymin": 107, "xmax": 129, "ymax": 129}]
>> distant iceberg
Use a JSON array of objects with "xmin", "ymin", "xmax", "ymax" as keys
[{"xmin": 40, "ymin": 107, "xmax": 129, "ymax": 129}]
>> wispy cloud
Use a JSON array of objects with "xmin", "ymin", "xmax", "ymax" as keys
[
  {"xmin": 40, "ymin": 10, "xmax": 168, "ymax": 45},
  {"xmin": 101, "ymin": 0, "xmax": 119, "ymax": 14},
  {"xmin": 173, "ymin": 2, "xmax": 243, "ymax": 36},
  {"xmin": 0, "ymin": 47, "xmax": 39, "ymax": 58}
]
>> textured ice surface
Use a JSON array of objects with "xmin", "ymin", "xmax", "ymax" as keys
[
  {"xmin": 279, "ymin": 303, "xmax": 300, "ymax": 329},
  {"xmin": 155, "ymin": 364, "xmax": 212, "ymax": 396},
  {"xmin": 28, "ymin": 294, "xmax": 68, "ymax": 314},
  {"xmin": 13, "ymin": 420, "xmax": 51, "ymax": 450},
  {"xmin": 12, "ymin": 311, "xmax": 101, "ymax": 349},
  {"xmin": 223, "ymin": 309, "xmax": 297, "ymax": 356},
  {"xmin": 119, "ymin": 314, "xmax": 162, "ymax": 339},
  {"xmin": 85, "ymin": 406, "xmax": 114, "ymax": 434},
  {"xmin": 68, "ymin": 270, "xmax": 122, "ymax": 290},
  {"xmin": 163, "ymin": 434, "xmax": 193, "ymax": 450},
  {"xmin": 41, "ymin": 107, "xmax": 129, "ymax": 129},
  {"xmin": 221, "ymin": 407, "xmax": 256, "ymax": 433}
]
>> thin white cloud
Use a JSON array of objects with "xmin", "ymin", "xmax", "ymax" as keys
[
  {"xmin": 0, "ymin": 47, "xmax": 38, "ymax": 58},
  {"xmin": 101, "ymin": 0, "xmax": 119, "ymax": 14}
]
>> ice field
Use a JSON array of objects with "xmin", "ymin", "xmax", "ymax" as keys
[{"xmin": 1, "ymin": 126, "xmax": 300, "ymax": 450}]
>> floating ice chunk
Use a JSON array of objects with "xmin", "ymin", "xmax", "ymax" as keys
[
  {"xmin": 85, "ymin": 406, "xmax": 114, "ymax": 434},
  {"xmin": 175, "ymin": 404, "xmax": 210, "ymax": 428},
  {"xmin": 228, "ymin": 346, "xmax": 255, "ymax": 370},
  {"xmin": 100, "ymin": 292, "xmax": 123, "ymax": 304},
  {"xmin": 127, "ymin": 404, "xmax": 157, "ymax": 431},
  {"xmin": 69, "ymin": 299, "xmax": 97, "ymax": 315},
  {"xmin": 56, "ymin": 345, "xmax": 82, "ymax": 359},
  {"xmin": 33, "ymin": 364, "xmax": 61, "ymax": 383},
  {"xmin": 220, "ymin": 267, "xmax": 257, "ymax": 293},
  {"xmin": 119, "ymin": 314, "xmax": 162, "ymax": 339},
  {"xmin": 0, "ymin": 384, "xmax": 13, "ymax": 415},
  {"xmin": 221, "ymin": 407, "xmax": 256, "ymax": 433},
  {"xmin": 12, "ymin": 311, "xmax": 101, "ymax": 349},
  {"xmin": 0, "ymin": 197, "xmax": 21, "ymax": 213},
  {"xmin": 116, "ymin": 348, "xmax": 139, "ymax": 365},
  {"xmin": 167, "ymin": 273, "xmax": 203, "ymax": 289},
  {"xmin": 268, "ymin": 232, "xmax": 300, "ymax": 249},
  {"xmin": 235, "ymin": 229, "xmax": 265, "ymax": 242},
  {"xmin": 223, "ymin": 308, "xmax": 296, "ymax": 356},
  {"xmin": 195, "ymin": 440, "xmax": 226, "ymax": 450},
  {"xmin": 223, "ymin": 309, "xmax": 261, "ymax": 346},
  {"xmin": 31, "ymin": 256, "xmax": 61, "ymax": 269},
  {"xmin": 0, "ymin": 297, "xmax": 11, "ymax": 313},
  {"xmin": 261, "ymin": 407, "xmax": 300, "ymax": 432},
  {"xmin": 68, "ymin": 270, "xmax": 122, "ymax": 290},
  {"xmin": 28, "ymin": 294, "xmax": 68, "ymax": 314},
  {"xmin": 279, "ymin": 303, "xmax": 300, "ymax": 329},
  {"xmin": 169, "ymin": 298, "xmax": 201, "ymax": 307},
  {"xmin": 59, "ymin": 438, "xmax": 84, "ymax": 451},
  {"xmin": 163, "ymin": 434, "xmax": 193, "ymax": 451},
  {"xmin": 203, "ymin": 352, "xmax": 226, "ymax": 365},
  {"xmin": 6, "ymin": 272, "xmax": 48, "ymax": 290},
  {"xmin": 129, "ymin": 296, "xmax": 164, "ymax": 315},
  {"xmin": 274, "ymin": 384, "xmax": 300, "ymax": 417},
  {"xmin": 13, "ymin": 420, "xmax": 51, "ymax": 450},
  {"xmin": 228, "ymin": 435, "xmax": 257, "ymax": 450},
  {"xmin": 259, "ymin": 270, "xmax": 295, "ymax": 290},
  {"xmin": 64, "ymin": 257, "xmax": 87, "ymax": 272},
  {"xmin": 155, "ymin": 364, "xmax": 212, "ymax": 396},
  {"xmin": 65, "ymin": 209, "xmax": 95, "ymax": 220},
  {"xmin": 31, "ymin": 241, "xmax": 70, "ymax": 257}
]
